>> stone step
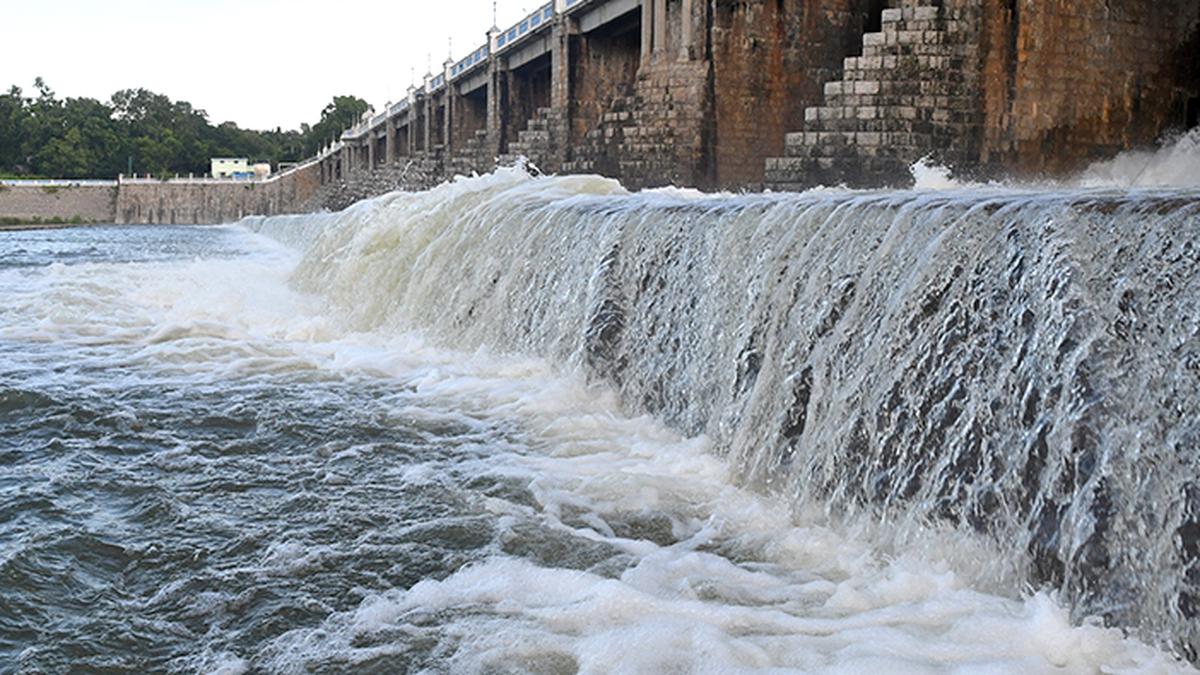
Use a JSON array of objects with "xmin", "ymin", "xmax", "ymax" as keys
[{"xmin": 519, "ymin": 130, "xmax": 550, "ymax": 142}]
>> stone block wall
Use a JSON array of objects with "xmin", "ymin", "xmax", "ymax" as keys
[
  {"xmin": 447, "ymin": 129, "xmax": 495, "ymax": 177},
  {"xmin": 569, "ymin": 15, "xmax": 643, "ymax": 155},
  {"xmin": 765, "ymin": 0, "xmax": 986, "ymax": 189},
  {"xmin": 618, "ymin": 60, "xmax": 711, "ymax": 187},
  {"xmin": 450, "ymin": 89, "xmax": 489, "ymax": 158},
  {"xmin": 711, "ymin": 0, "xmax": 888, "ymax": 188},
  {"xmin": 563, "ymin": 60, "xmax": 710, "ymax": 189},
  {"xmin": 978, "ymin": 0, "xmax": 1200, "ymax": 175},
  {"xmin": 0, "ymin": 184, "xmax": 117, "ymax": 223},
  {"xmin": 504, "ymin": 107, "xmax": 567, "ymax": 173},
  {"xmin": 502, "ymin": 56, "xmax": 554, "ymax": 157},
  {"xmin": 308, "ymin": 156, "xmax": 447, "ymax": 212},
  {"xmin": 0, "ymin": 161, "xmax": 322, "ymax": 226}
]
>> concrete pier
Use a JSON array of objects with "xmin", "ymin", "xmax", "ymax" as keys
[
  {"xmin": 3, "ymin": 0, "xmax": 1194, "ymax": 225},
  {"xmin": 322, "ymin": 0, "xmax": 1198, "ymax": 192}
]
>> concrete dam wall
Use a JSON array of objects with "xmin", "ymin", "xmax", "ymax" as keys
[
  {"xmin": 0, "ymin": 161, "xmax": 322, "ymax": 225},
  {"xmin": 0, "ymin": 183, "xmax": 117, "ymax": 224}
]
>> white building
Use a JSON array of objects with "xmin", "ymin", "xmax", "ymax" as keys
[{"xmin": 211, "ymin": 158, "xmax": 252, "ymax": 179}]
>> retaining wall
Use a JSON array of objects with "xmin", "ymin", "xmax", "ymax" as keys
[
  {"xmin": 0, "ymin": 184, "xmax": 117, "ymax": 223},
  {"xmin": 0, "ymin": 162, "xmax": 323, "ymax": 226}
]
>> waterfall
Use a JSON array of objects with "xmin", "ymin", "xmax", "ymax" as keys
[{"xmin": 245, "ymin": 167, "xmax": 1200, "ymax": 656}]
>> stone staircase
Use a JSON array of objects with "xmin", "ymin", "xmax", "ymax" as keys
[
  {"xmin": 562, "ymin": 95, "xmax": 638, "ymax": 177},
  {"xmin": 447, "ymin": 129, "xmax": 493, "ymax": 176},
  {"xmin": 502, "ymin": 107, "xmax": 567, "ymax": 173},
  {"xmin": 765, "ymin": 0, "xmax": 983, "ymax": 190},
  {"xmin": 562, "ymin": 60, "xmax": 709, "ymax": 188}
]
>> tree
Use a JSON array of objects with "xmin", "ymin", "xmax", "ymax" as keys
[
  {"xmin": 0, "ymin": 87, "xmax": 27, "ymax": 171},
  {"xmin": 304, "ymin": 95, "xmax": 369, "ymax": 156},
  {"xmin": 0, "ymin": 79, "xmax": 369, "ymax": 178}
]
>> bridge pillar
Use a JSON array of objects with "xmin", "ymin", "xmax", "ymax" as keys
[
  {"xmin": 407, "ymin": 115, "xmax": 416, "ymax": 156},
  {"xmin": 385, "ymin": 119, "xmax": 397, "ymax": 165},
  {"xmin": 427, "ymin": 98, "xmax": 436, "ymax": 153},
  {"xmin": 367, "ymin": 136, "xmax": 376, "ymax": 169},
  {"xmin": 653, "ymin": 0, "xmax": 666, "ymax": 58},
  {"xmin": 641, "ymin": 0, "xmax": 653, "ymax": 66},
  {"xmin": 487, "ymin": 57, "xmax": 507, "ymax": 155},
  {"xmin": 341, "ymin": 145, "xmax": 352, "ymax": 176},
  {"xmin": 443, "ymin": 60, "xmax": 455, "ymax": 157},
  {"xmin": 551, "ymin": 14, "xmax": 574, "ymax": 110},
  {"xmin": 680, "ymin": 0, "xmax": 694, "ymax": 60}
]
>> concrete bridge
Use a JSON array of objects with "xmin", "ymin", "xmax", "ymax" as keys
[
  {"xmin": 2, "ymin": 0, "xmax": 1195, "ymax": 225},
  {"xmin": 315, "ymin": 0, "xmax": 1199, "ymax": 193}
]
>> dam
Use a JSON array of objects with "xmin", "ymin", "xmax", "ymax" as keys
[
  {"xmin": 2, "ymin": 0, "xmax": 1196, "ymax": 224},
  {"xmin": 5, "ymin": 167, "xmax": 1200, "ymax": 671},
  {"xmin": 3, "ymin": 0, "xmax": 1200, "ymax": 672},
  {"xmin": 320, "ymin": 0, "xmax": 1199, "ymax": 193}
]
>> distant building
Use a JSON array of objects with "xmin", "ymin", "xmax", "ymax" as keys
[{"xmin": 211, "ymin": 158, "xmax": 252, "ymax": 180}]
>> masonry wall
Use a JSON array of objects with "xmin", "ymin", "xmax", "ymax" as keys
[
  {"xmin": 115, "ymin": 162, "xmax": 322, "ymax": 225},
  {"xmin": 451, "ymin": 88, "xmax": 489, "ymax": 152},
  {"xmin": 570, "ymin": 15, "xmax": 642, "ymax": 152},
  {"xmin": 503, "ymin": 56, "xmax": 554, "ymax": 153},
  {"xmin": 711, "ymin": 0, "xmax": 883, "ymax": 187},
  {"xmin": 978, "ymin": 0, "xmax": 1200, "ymax": 175},
  {"xmin": 0, "ymin": 184, "xmax": 117, "ymax": 223}
]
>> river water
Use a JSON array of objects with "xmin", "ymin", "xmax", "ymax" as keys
[{"xmin": 2, "ymin": 170, "xmax": 1198, "ymax": 673}]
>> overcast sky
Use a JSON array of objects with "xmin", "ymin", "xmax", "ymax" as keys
[{"xmin": 7, "ymin": 0, "xmax": 538, "ymax": 131}]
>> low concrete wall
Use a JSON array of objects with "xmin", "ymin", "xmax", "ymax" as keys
[
  {"xmin": 0, "ymin": 161, "xmax": 323, "ymax": 226},
  {"xmin": 0, "ymin": 183, "xmax": 117, "ymax": 223},
  {"xmin": 115, "ymin": 162, "xmax": 322, "ymax": 224}
]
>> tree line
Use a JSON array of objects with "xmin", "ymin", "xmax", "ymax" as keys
[{"xmin": 0, "ymin": 78, "xmax": 369, "ymax": 179}]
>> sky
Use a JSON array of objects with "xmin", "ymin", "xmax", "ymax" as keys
[{"xmin": 6, "ymin": 0, "xmax": 538, "ymax": 131}]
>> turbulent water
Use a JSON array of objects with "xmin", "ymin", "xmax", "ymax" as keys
[{"xmin": 3, "ymin": 170, "xmax": 1199, "ymax": 674}]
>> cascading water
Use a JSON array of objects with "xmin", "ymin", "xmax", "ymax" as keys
[
  {"xmin": 8, "ymin": 156, "xmax": 1199, "ymax": 672},
  {"xmin": 247, "ymin": 167, "xmax": 1200, "ymax": 659}
]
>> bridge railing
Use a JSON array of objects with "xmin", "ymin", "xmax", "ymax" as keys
[
  {"xmin": 337, "ymin": 0, "xmax": 602, "ymax": 146},
  {"xmin": 451, "ymin": 44, "xmax": 490, "ymax": 79},
  {"xmin": 494, "ymin": 3, "xmax": 555, "ymax": 52}
]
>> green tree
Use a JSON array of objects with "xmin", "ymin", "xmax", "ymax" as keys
[
  {"xmin": 0, "ymin": 79, "xmax": 368, "ymax": 178},
  {"xmin": 304, "ymin": 95, "xmax": 369, "ymax": 156},
  {"xmin": 0, "ymin": 87, "xmax": 28, "ymax": 171}
]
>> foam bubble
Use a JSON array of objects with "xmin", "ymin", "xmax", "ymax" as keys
[
  {"xmin": 1077, "ymin": 127, "xmax": 1200, "ymax": 188},
  {"xmin": 910, "ymin": 156, "xmax": 965, "ymax": 190}
]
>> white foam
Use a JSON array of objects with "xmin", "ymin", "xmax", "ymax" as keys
[
  {"xmin": 1077, "ymin": 128, "xmax": 1200, "ymax": 188},
  {"xmin": 6, "ymin": 185, "xmax": 1195, "ymax": 673},
  {"xmin": 910, "ymin": 156, "xmax": 966, "ymax": 190}
]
